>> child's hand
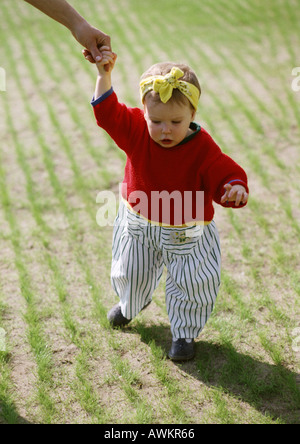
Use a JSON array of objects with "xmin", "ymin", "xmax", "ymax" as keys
[
  {"xmin": 93, "ymin": 47, "xmax": 117, "ymax": 99},
  {"xmin": 95, "ymin": 46, "xmax": 117, "ymax": 74},
  {"xmin": 221, "ymin": 183, "xmax": 248, "ymax": 207},
  {"xmin": 83, "ymin": 46, "xmax": 117, "ymax": 73}
]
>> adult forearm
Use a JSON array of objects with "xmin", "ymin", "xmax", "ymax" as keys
[
  {"xmin": 24, "ymin": 0, "xmax": 111, "ymax": 62},
  {"xmin": 24, "ymin": 0, "xmax": 87, "ymax": 32}
]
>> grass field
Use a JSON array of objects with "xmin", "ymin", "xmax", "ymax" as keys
[{"xmin": 0, "ymin": 0, "xmax": 299, "ymax": 424}]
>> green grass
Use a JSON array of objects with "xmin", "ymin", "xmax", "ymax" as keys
[{"xmin": 0, "ymin": 0, "xmax": 299, "ymax": 424}]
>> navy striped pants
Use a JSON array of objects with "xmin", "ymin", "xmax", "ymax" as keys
[{"xmin": 111, "ymin": 202, "xmax": 221, "ymax": 339}]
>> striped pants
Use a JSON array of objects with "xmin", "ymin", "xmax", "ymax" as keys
[{"xmin": 111, "ymin": 202, "xmax": 221, "ymax": 339}]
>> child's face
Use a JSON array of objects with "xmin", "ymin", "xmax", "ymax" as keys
[{"xmin": 144, "ymin": 97, "xmax": 196, "ymax": 148}]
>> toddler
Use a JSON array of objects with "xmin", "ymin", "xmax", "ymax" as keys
[{"xmin": 91, "ymin": 48, "xmax": 249, "ymax": 361}]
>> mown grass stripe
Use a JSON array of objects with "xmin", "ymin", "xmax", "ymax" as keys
[
  {"xmin": 0, "ymin": 150, "xmax": 57, "ymax": 423},
  {"xmin": 3, "ymin": 102, "xmax": 111, "ymax": 422},
  {"xmin": 0, "ymin": 291, "xmax": 22, "ymax": 424}
]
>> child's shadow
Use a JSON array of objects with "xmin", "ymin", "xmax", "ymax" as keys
[
  {"xmin": 0, "ymin": 399, "xmax": 32, "ymax": 424},
  {"xmin": 131, "ymin": 322, "xmax": 300, "ymax": 424}
]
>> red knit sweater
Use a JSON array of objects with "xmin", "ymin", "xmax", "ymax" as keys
[{"xmin": 92, "ymin": 89, "xmax": 249, "ymax": 226}]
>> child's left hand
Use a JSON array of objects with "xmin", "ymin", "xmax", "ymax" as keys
[
  {"xmin": 95, "ymin": 46, "xmax": 117, "ymax": 73},
  {"xmin": 83, "ymin": 46, "xmax": 117, "ymax": 73},
  {"xmin": 221, "ymin": 183, "xmax": 248, "ymax": 207}
]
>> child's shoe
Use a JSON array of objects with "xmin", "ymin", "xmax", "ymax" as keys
[
  {"xmin": 168, "ymin": 338, "xmax": 195, "ymax": 361},
  {"xmin": 107, "ymin": 304, "xmax": 131, "ymax": 327}
]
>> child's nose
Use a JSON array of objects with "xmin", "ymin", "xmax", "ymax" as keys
[{"xmin": 162, "ymin": 123, "xmax": 171, "ymax": 134}]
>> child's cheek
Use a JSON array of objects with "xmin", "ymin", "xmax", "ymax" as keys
[{"xmin": 149, "ymin": 124, "xmax": 159, "ymax": 140}]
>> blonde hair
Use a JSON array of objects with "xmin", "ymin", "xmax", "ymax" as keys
[{"xmin": 140, "ymin": 62, "xmax": 201, "ymax": 109}]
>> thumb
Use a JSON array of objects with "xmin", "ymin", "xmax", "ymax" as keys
[
  {"xmin": 223, "ymin": 183, "xmax": 232, "ymax": 191},
  {"xmin": 89, "ymin": 43, "xmax": 102, "ymax": 63},
  {"xmin": 221, "ymin": 183, "xmax": 232, "ymax": 203}
]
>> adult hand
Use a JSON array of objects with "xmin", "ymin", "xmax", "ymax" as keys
[
  {"xmin": 82, "ymin": 47, "xmax": 102, "ymax": 64},
  {"xmin": 24, "ymin": 0, "xmax": 111, "ymax": 63},
  {"xmin": 73, "ymin": 21, "xmax": 111, "ymax": 63}
]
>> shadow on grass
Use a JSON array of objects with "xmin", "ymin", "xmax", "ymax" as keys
[
  {"xmin": 130, "ymin": 322, "xmax": 300, "ymax": 424},
  {"xmin": 0, "ymin": 400, "xmax": 32, "ymax": 424}
]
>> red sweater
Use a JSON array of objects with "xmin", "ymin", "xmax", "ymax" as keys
[{"xmin": 92, "ymin": 88, "xmax": 248, "ymax": 226}]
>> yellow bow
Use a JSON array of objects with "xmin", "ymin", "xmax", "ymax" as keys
[{"xmin": 140, "ymin": 67, "xmax": 200, "ymax": 110}]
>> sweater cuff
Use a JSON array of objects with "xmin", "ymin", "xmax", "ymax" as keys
[
  {"xmin": 227, "ymin": 179, "xmax": 249, "ymax": 194},
  {"xmin": 91, "ymin": 87, "xmax": 114, "ymax": 107}
]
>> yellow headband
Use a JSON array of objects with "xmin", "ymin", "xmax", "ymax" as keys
[{"xmin": 140, "ymin": 67, "xmax": 200, "ymax": 110}]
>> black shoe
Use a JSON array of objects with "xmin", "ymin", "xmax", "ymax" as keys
[
  {"xmin": 107, "ymin": 304, "xmax": 131, "ymax": 328},
  {"xmin": 168, "ymin": 339, "xmax": 195, "ymax": 361}
]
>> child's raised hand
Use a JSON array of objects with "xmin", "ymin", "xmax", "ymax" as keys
[
  {"xmin": 93, "ymin": 47, "xmax": 117, "ymax": 99},
  {"xmin": 95, "ymin": 46, "xmax": 117, "ymax": 74},
  {"xmin": 83, "ymin": 46, "xmax": 117, "ymax": 73},
  {"xmin": 221, "ymin": 183, "xmax": 248, "ymax": 207}
]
